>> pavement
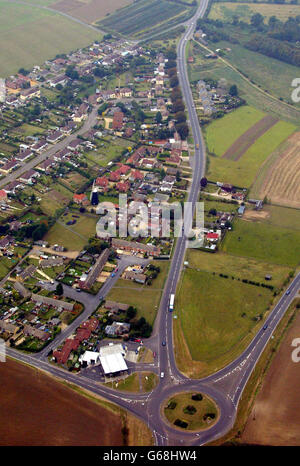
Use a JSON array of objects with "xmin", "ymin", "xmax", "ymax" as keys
[{"xmin": 4, "ymin": 0, "xmax": 300, "ymax": 447}]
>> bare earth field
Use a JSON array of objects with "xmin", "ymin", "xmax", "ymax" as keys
[
  {"xmin": 222, "ymin": 115, "xmax": 278, "ymax": 161},
  {"xmin": 258, "ymin": 132, "xmax": 300, "ymax": 209},
  {"xmin": 51, "ymin": 0, "xmax": 133, "ymax": 23},
  {"xmin": 242, "ymin": 309, "xmax": 300, "ymax": 446},
  {"xmin": 0, "ymin": 358, "xmax": 124, "ymax": 446}
]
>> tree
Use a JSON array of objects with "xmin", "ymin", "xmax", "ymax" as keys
[
  {"xmin": 175, "ymin": 111, "xmax": 186, "ymax": 123},
  {"xmin": 229, "ymin": 84, "xmax": 238, "ymax": 96},
  {"xmin": 250, "ymin": 13, "xmax": 264, "ymax": 28},
  {"xmin": 155, "ymin": 111, "xmax": 162, "ymax": 124},
  {"xmin": 175, "ymin": 122, "xmax": 189, "ymax": 140},
  {"xmin": 200, "ymin": 177, "xmax": 208, "ymax": 188},
  {"xmin": 56, "ymin": 283, "xmax": 63, "ymax": 296}
]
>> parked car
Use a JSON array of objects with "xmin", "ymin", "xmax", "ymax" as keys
[{"xmin": 160, "ymin": 372, "xmax": 164, "ymax": 378}]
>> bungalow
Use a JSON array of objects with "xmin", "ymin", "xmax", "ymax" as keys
[
  {"xmin": 61, "ymin": 121, "xmax": 77, "ymax": 134},
  {"xmin": 0, "ymin": 159, "xmax": 19, "ymax": 174},
  {"xmin": 129, "ymin": 170, "xmax": 144, "ymax": 182},
  {"xmin": 19, "ymin": 87, "xmax": 40, "ymax": 101},
  {"xmin": 123, "ymin": 270, "xmax": 147, "ymax": 284},
  {"xmin": 0, "ymin": 189, "xmax": 8, "ymax": 202},
  {"xmin": 23, "ymin": 324, "xmax": 49, "ymax": 341},
  {"xmin": 73, "ymin": 193, "xmax": 88, "ymax": 205},
  {"xmin": 32, "ymin": 139, "xmax": 48, "ymax": 153},
  {"xmin": 15, "ymin": 149, "xmax": 32, "ymax": 162},
  {"xmin": 53, "ymin": 148, "xmax": 70, "ymax": 161},
  {"xmin": 117, "ymin": 164, "xmax": 130, "ymax": 176},
  {"xmin": 116, "ymin": 181, "xmax": 130, "ymax": 193},
  {"xmin": 95, "ymin": 176, "xmax": 109, "ymax": 189},
  {"xmin": 19, "ymin": 169, "xmax": 40, "ymax": 185},
  {"xmin": 0, "ymin": 235, "xmax": 14, "ymax": 250},
  {"xmin": 31, "ymin": 293, "xmax": 74, "ymax": 311},
  {"xmin": 109, "ymin": 171, "xmax": 121, "ymax": 182},
  {"xmin": 37, "ymin": 159, "xmax": 55, "ymax": 173},
  {"xmin": 48, "ymin": 75, "xmax": 68, "ymax": 88},
  {"xmin": 139, "ymin": 158, "xmax": 157, "ymax": 169},
  {"xmin": 206, "ymin": 232, "xmax": 219, "ymax": 242},
  {"xmin": 4, "ymin": 180, "xmax": 23, "ymax": 194},
  {"xmin": 112, "ymin": 238, "xmax": 160, "ymax": 257},
  {"xmin": 112, "ymin": 111, "xmax": 124, "ymax": 131},
  {"xmin": 40, "ymin": 257, "xmax": 64, "ymax": 268},
  {"xmin": 46, "ymin": 130, "xmax": 63, "ymax": 144},
  {"xmin": 67, "ymin": 138, "xmax": 82, "ymax": 151},
  {"xmin": 105, "ymin": 321, "xmax": 130, "ymax": 337}
]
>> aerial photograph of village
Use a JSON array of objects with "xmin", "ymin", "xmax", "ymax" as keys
[{"xmin": 0, "ymin": 0, "xmax": 299, "ymax": 456}]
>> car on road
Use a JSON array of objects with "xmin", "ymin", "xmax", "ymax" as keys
[
  {"xmin": 134, "ymin": 338, "xmax": 142, "ymax": 343},
  {"xmin": 160, "ymin": 372, "xmax": 164, "ymax": 378},
  {"xmin": 286, "ymin": 290, "xmax": 291, "ymax": 295},
  {"xmin": 76, "ymin": 288, "xmax": 81, "ymax": 292},
  {"xmin": 263, "ymin": 324, "xmax": 268, "ymax": 330},
  {"xmin": 162, "ymin": 340, "xmax": 166, "ymax": 346},
  {"xmin": 111, "ymin": 273, "xmax": 116, "ymax": 277},
  {"xmin": 153, "ymin": 351, "xmax": 156, "ymax": 358}
]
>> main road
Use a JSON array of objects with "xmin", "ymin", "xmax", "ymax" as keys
[{"xmin": 4, "ymin": 0, "xmax": 300, "ymax": 447}]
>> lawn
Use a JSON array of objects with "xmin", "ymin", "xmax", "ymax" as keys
[
  {"xmin": 44, "ymin": 222, "xmax": 88, "ymax": 251},
  {"xmin": 186, "ymin": 249, "xmax": 292, "ymax": 290},
  {"xmin": 175, "ymin": 269, "xmax": 273, "ymax": 375},
  {"xmin": 0, "ymin": 1, "xmax": 100, "ymax": 77},
  {"xmin": 222, "ymin": 216, "xmax": 300, "ymax": 267},
  {"xmin": 163, "ymin": 392, "xmax": 218, "ymax": 431},
  {"xmin": 207, "ymin": 120, "xmax": 296, "ymax": 187},
  {"xmin": 104, "ymin": 372, "xmax": 158, "ymax": 392},
  {"xmin": 204, "ymin": 106, "xmax": 264, "ymax": 157}
]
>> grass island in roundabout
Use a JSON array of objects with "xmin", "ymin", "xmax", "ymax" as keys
[{"xmin": 162, "ymin": 392, "xmax": 219, "ymax": 431}]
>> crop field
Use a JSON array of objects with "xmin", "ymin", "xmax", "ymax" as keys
[
  {"xmin": 251, "ymin": 131, "xmax": 300, "ymax": 209},
  {"xmin": 207, "ymin": 120, "xmax": 296, "ymax": 187},
  {"xmin": 222, "ymin": 115, "xmax": 278, "ymax": 161},
  {"xmin": 242, "ymin": 306, "xmax": 300, "ymax": 446},
  {"xmin": 0, "ymin": 1, "xmax": 99, "ymax": 77},
  {"xmin": 222, "ymin": 215, "xmax": 300, "ymax": 267},
  {"xmin": 51, "ymin": 0, "xmax": 133, "ymax": 23},
  {"xmin": 204, "ymin": 106, "xmax": 264, "ymax": 157},
  {"xmin": 186, "ymin": 249, "xmax": 291, "ymax": 290},
  {"xmin": 98, "ymin": 0, "xmax": 188, "ymax": 37},
  {"xmin": 174, "ymin": 269, "xmax": 273, "ymax": 376},
  {"xmin": 209, "ymin": 2, "xmax": 300, "ymax": 24}
]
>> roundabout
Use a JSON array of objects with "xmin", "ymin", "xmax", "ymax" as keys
[{"xmin": 162, "ymin": 391, "xmax": 219, "ymax": 432}]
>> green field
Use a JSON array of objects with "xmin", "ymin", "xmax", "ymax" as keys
[
  {"xmin": 186, "ymin": 249, "xmax": 291, "ymax": 289},
  {"xmin": 98, "ymin": 0, "xmax": 189, "ymax": 37},
  {"xmin": 204, "ymin": 106, "xmax": 264, "ymax": 157},
  {"xmin": 176, "ymin": 269, "xmax": 273, "ymax": 367},
  {"xmin": 44, "ymin": 214, "xmax": 98, "ymax": 251},
  {"xmin": 222, "ymin": 216, "xmax": 300, "ymax": 267},
  {"xmin": 207, "ymin": 119, "xmax": 296, "ymax": 187},
  {"xmin": 0, "ymin": 1, "xmax": 100, "ymax": 76},
  {"xmin": 209, "ymin": 2, "xmax": 300, "ymax": 23}
]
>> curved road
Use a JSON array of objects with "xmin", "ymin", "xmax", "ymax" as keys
[{"xmin": 5, "ymin": 0, "xmax": 300, "ymax": 447}]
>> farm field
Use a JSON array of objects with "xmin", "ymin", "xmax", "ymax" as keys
[
  {"xmin": 98, "ymin": 0, "xmax": 190, "ymax": 37},
  {"xmin": 51, "ymin": 0, "xmax": 133, "ymax": 23},
  {"xmin": 44, "ymin": 219, "xmax": 89, "ymax": 251},
  {"xmin": 174, "ymin": 269, "xmax": 273, "ymax": 377},
  {"xmin": 242, "ymin": 307, "xmax": 300, "ymax": 446},
  {"xmin": 0, "ymin": 1, "xmax": 100, "ymax": 77},
  {"xmin": 0, "ymin": 358, "xmax": 152, "ymax": 446},
  {"xmin": 204, "ymin": 106, "xmax": 264, "ymax": 157},
  {"xmin": 209, "ymin": 2, "xmax": 300, "ymax": 24},
  {"xmin": 207, "ymin": 120, "xmax": 296, "ymax": 187},
  {"xmin": 222, "ymin": 214, "xmax": 300, "ymax": 267},
  {"xmin": 190, "ymin": 42, "xmax": 300, "ymax": 124},
  {"xmin": 186, "ymin": 249, "xmax": 291, "ymax": 290},
  {"xmin": 251, "ymin": 131, "xmax": 300, "ymax": 209}
]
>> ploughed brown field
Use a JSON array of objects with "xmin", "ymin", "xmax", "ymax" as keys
[
  {"xmin": 222, "ymin": 115, "xmax": 277, "ymax": 161},
  {"xmin": 259, "ymin": 131, "xmax": 300, "ymax": 209},
  {"xmin": 242, "ymin": 309, "xmax": 300, "ymax": 446},
  {"xmin": 51, "ymin": 0, "xmax": 133, "ymax": 23},
  {"xmin": 0, "ymin": 358, "xmax": 124, "ymax": 446}
]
